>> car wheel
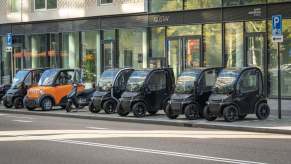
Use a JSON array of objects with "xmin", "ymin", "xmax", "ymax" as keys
[
  {"xmin": 203, "ymin": 105, "xmax": 217, "ymax": 121},
  {"xmin": 65, "ymin": 101, "xmax": 73, "ymax": 113},
  {"xmin": 41, "ymin": 97, "xmax": 53, "ymax": 111},
  {"xmin": 3, "ymin": 99, "xmax": 13, "ymax": 108},
  {"xmin": 165, "ymin": 104, "xmax": 178, "ymax": 119},
  {"xmin": 185, "ymin": 104, "xmax": 200, "ymax": 120},
  {"xmin": 89, "ymin": 102, "xmax": 101, "ymax": 113},
  {"xmin": 14, "ymin": 97, "xmax": 24, "ymax": 109},
  {"xmin": 117, "ymin": 103, "xmax": 129, "ymax": 117},
  {"xmin": 104, "ymin": 100, "xmax": 117, "ymax": 114},
  {"xmin": 223, "ymin": 105, "xmax": 239, "ymax": 122},
  {"xmin": 256, "ymin": 103, "xmax": 270, "ymax": 120},
  {"xmin": 238, "ymin": 114, "xmax": 248, "ymax": 120},
  {"xmin": 132, "ymin": 102, "xmax": 147, "ymax": 118}
]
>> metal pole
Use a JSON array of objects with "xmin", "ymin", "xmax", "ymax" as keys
[{"xmin": 278, "ymin": 42, "xmax": 282, "ymax": 119}]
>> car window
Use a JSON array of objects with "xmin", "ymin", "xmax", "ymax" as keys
[
  {"xmin": 56, "ymin": 71, "xmax": 75, "ymax": 85},
  {"xmin": 32, "ymin": 71, "xmax": 43, "ymax": 84},
  {"xmin": 148, "ymin": 71, "xmax": 166, "ymax": 91},
  {"xmin": 117, "ymin": 73, "xmax": 126, "ymax": 90},
  {"xmin": 24, "ymin": 72, "xmax": 32, "ymax": 86},
  {"xmin": 239, "ymin": 70, "xmax": 258, "ymax": 93},
  {"xmin": 199, "ymin": 70, "xmax": 217, "ymax": 92}
]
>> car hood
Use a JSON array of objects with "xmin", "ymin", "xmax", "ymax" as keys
[{"xmin": 171, "ymin": 93, "xmax": 192, "ymax": 101}]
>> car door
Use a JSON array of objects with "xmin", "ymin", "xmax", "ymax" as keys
[
  {"xmin": 198, "ymin": 69, "xmax": 218, "ymax": 105},
  {"xmin": 146, "ymin": 70, "xmax": 167, "ymax": 111},
  {"xmin": 236, "ymin": 69, "xmax": 260, "ymax": 114},
  {"xmin": 54, "ymin": 70, "xmax": 75, "ymax": 104}
]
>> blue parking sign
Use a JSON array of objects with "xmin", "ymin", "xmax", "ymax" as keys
[
  {"xmin": 272, "ymin": 15, "xmax": 283, "ymax": 42},
  {"xmin": 6, "ymin": 33, "xmax": 13, "ymax": 47}
]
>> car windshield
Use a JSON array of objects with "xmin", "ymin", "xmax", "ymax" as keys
[
  {"xmin": 12, "ymin": 70, "xmax": 29, "ymax": 88},
  {"xmin": 126, "ymin": 70, "xmax": 149, "ymax": 92},
  {"xmin": 214, "ymin": 70, "xmax": 239, "ymax": 94},
  {"xmin": 38, "ymin": 69, "xmax": 59, "ymax": 86},
  {"xmin": 97, "ymin": 69, "xmax": 119, "ymax": 91},
  {"xmin": 175, "ymin": 70, "xmax": 201, "ymax": 94}
]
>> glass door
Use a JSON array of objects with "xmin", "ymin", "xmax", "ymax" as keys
[
  {"xmin": 167, "ymin": 37, "xmax": 201, "ymax": 77},
  {"xmin": 103, "ymin": 41, "xmax": 114, "ymax": 70},
  {"xmin": 246, "ymin": 34, "xmax": 265, "ymax": 69}
]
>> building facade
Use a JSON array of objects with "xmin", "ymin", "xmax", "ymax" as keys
[{"xmin": 0, "ymin": 0, "xmax": 291, "ymax": 98}]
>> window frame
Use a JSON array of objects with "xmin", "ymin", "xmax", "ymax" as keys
[
  {"xmin": 34, "ymin": 0, "xmax": 57, "ymax": 11},
  {"xmin": 99, "ymin": 0, "xmax": 113, "ymax": 6}
]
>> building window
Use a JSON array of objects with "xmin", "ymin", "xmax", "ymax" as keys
[
  {"xmin": 225, "ymin": 22, "xmax": 244, "ymax": 68},
  {"xmin": 35, "ymin": 0, "xmax": 57, "ymax": 10},
  {"xmin": 100, "ymin": 0, "xmax": 113, "ymax": 5},
  {"xmin": 268, "ymin": 0, "xmax": 291, "ymax": 3},
  {"xmin": 149, "ymin": 0, "xmax": 183, "ymax": 12},
  {"xmin": 223, "ymin": 0, "xmax": 265, "ymax": 7},
  {"xmin": 203, "ymin": 24, "xmax": 222, "ymax": 67},
  {"xmin": 184, "ymin": 0, "xmax": 221, "ymax": 10},
  {"xmin": 10, "ymin": 0, "xmax": 21, "ymax": 12}
]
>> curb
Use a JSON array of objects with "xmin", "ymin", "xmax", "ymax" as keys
[{"xmin": 1, "ymin": 109, "xmax": 291, "ymax": 135}]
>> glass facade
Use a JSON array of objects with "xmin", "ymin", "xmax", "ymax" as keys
[
  {"xmin": 203, "ymin": 24, "xmax": 222, "ymax": 67},
  {"xmin": 184, "ymin": 0, "xmax": 221, "ymax": 10},
  {"xmin": 149, "ymin": 0, "xmax": 183, "ymax": 12}
]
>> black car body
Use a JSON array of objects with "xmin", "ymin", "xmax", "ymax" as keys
[
  {"xmin": 3, "ymin": 69, "xmax": 45, "ymax": 109},
  {"xmin": 204, "ymin": 67, "xmax": 270, "ymax": 122},
  {"xmin": 118, "ymin": 68, "xmax": 175, "ymax": 118},
  {"xmin": 166, "ymin": 67, "xmax": 222, "ymax": 120},
  {"xmin": 90, "ymin": 68, "xmax": 134, "ymax": 114},
  {"xmin": 0, "ymin": 84, "xmax": 11, "ymax": 102}
]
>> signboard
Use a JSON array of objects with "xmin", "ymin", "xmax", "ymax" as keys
[
  {"xmin": 6, "ymin": 33, "xmax": 13, "ymax": 47},
  {"xmin": 5, "ymin": 47, "xmax": 12, "ymax": 52},
  {"xmin": 272, "ymin": 15, "xmax": 283, "ymax": 43}
]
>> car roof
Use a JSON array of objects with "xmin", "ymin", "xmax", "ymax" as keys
[{"xmin": 223, "ymin": 67, "xmax": 261, "ymax": 73}]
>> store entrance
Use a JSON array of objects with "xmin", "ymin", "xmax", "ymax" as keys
[
  {"xmin": 246, "ymin": 33, "xmax": 265, "ymax": 69},
  {"xmin": 167, "ymin": 36, "xmax": 202, "ymax": 77}
]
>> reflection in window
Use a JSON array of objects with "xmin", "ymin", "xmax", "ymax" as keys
[
  {"xmin": 268, "ymin": 0, "xmax": 291, "ymax": 3},
  {"xmin": 185, "ymin": 0, "xmax": 221, "ymax": 10},
  {"xmin": 49, "ymin": 33, "xmax": 61, "ymax": 68},
  {"xmin": 225, "ymin": 22, "xmax": 244, "ymax": 68},
  {"xmin": 203, "ymin": 24, "xmax": 222, "ymax": 67},
  {"xmin": 268, "ymin": 19, "xmax": 291, "ymax": 98},
  {"xmin": 223, "ymin": 0, "xmax": 265, "ymax": 7},
  {"xmin": 10, "ymin": 0, "xmax": 21, "ymax": 12},
  {"xmin": 31, "ymin": 34, "xmax": 48, "ymax": 68},
  {"xmin": 119, "ymin": 29, "xmax": 147, "ymax": 69},
  {"xmin": 0, "ymin": 37, "xmax": 12, "ymax": 84},
  {"xmin": 246, "ymin": 21, "xmax": 266, "ymax": 33},
  {"xmin": 62, "ymin": 32, "xmax": 80, "ymax": 69},
  {"xmin": 149, "ymin": 0, "xmax": 183, "ymax": 12},
  {"xmin": 167, "ymin": 25, "xmax": 202, "ymax": 37},
  {"xmin": 150, "ymin": 27, "xmax": 165, "ymax": 58}
]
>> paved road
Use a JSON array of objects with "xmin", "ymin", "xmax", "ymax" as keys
[{"xmin": 0, "ymin": 113, "xmax": 291, "ymax": 164}]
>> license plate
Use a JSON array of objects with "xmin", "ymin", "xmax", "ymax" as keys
[{"xmin": 79, "ymin": 98, "xmax": 87, "ymax": 104}]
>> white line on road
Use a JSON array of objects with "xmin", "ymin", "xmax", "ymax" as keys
[
  {"xmin": 13, "ymin": 120, "xmax": 33, "ymax": 123},
  {"xmin": 86, "ymin": 127, "xmax": 108, "ymax": 130},
  {"xmin": 6, "ymin": 115, "xmax": 35, "ymax": 120},
  {"xmin": 50, "ymin": 139, "xmax": 267, "ymax": 164}
]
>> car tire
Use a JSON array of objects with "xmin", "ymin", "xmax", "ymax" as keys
[
  {"xmin": 256, "ymin": 103, "xmax": 270, "ymax": 120},
  {"xmin": 238, "ymin": 114, "xmax": 248, "ymax": 120},
  {"xmin": 185, "ymin": 104, "xmax": 200, "ymax": 120},
  {"xmin": 165, "ymin": 104, "xmax": 178, "ymax": 119},
  {"xmin": 65, "ymin": 101, "xmax": 73, "ymax": 113},
  {"xmin": 117, "ymin": 103, "xmax": 130, "ymax": 117},
  {"xmin": 3, "ymin": 99, "xmax": 13, "ymax": 108},
  {"xmin": 203, "ymin": 105, "xmax": 217, "ymax": 121},
  {"xmin": 132, "ymin": 102, "xmax": 147, "ymax": 118},
  {"xmin": 104, "ymin": 100, "xmax": 117, "ymax": 114},
  {"xmin": 14, "ymin": 97, "xmax": 24, "ymax": 109},
  {"xmin": 89, "ymin": 102, "xmax": 101, "ymax": 113},
  {"xmin": 26, "ymin": 106, "xmax": 36, "ymax": 111},
  {"xmin": 223, "ymin": 105, "xmax": 239, "ymax": 122},
  {"xmin": 41, "ymin": 97, "xmax": 53, "ymax": 111}
]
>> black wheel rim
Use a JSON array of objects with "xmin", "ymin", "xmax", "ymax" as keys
[
  {"xmin": 43, "ymin": 99, "xmax": 52, "ymax": 110},
  {"xmin": 259, "ymin": 105, "xmax": 269, "ymax": 118},
  {"xmin": 226, "ymin": 107, "xmax": 237, "ymax": 122},
  {"xmin": 135, "ymin": 104, "xmax": 145, "ymax": 117},
  {"xmin": 106, "ymin": 102, "xmax": 115, "ymax": 113},
  {"xmin": 15, "ymin": 98, "xmax": 23, "ymax": 108}
]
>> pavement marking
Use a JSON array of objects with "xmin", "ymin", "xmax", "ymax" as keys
[
  {"xmin": 0, "ymin": 114, "xmax": 8, "ymax": 116},
  {"xmin": 12, "ymin": 120, "xmax": 33, "ymax": 123},
  {"xmin": 86, "ymin": 127, "xmax": 108, "ymax": 130},
  {"xmin": 50, "ymin": 139, "xmax": 267, "ymax": 164}
]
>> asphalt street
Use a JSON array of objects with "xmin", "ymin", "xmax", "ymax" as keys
[{"xmin": 0, "ymin": 113, "xmax": 291, "ymax": 164}]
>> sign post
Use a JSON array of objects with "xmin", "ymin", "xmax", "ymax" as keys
[
  {"xmin": 6, "ymin": 33, "xmax": 13, "ymax": 52},
  {"xmin": 272, "ymin": 15, "xmax": 283, "ymax": 119}
]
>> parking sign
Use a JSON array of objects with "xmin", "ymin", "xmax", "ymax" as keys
[
  {"xmin": 272, "ymin": 15, "xmax": 283, "ymax": 42},
  {"xmin": 6, "ymin": 33, "xmax": 13, "ymax": 47}
]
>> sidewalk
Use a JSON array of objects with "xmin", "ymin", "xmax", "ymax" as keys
[{"xmin": 1, "ymin": 106, "xmax": 291, "ymax": 135}]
